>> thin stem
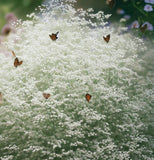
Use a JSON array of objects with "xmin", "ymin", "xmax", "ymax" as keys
[{"xmin": 131, "ymin": 0, "xmax": 147, "ymax": 17}]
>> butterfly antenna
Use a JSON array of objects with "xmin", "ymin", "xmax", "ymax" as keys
[{"xmin": 12, "ymin": 51, "xmax": 16, "ymax": 57}]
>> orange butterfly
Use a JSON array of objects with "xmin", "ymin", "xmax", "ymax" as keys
[
  {"xmin": 0, "ymin": 92, "xmax": 3, "ymax": 104},
  {"xmin": 14, "ymin": 57, "xmax": 23, "ymax": 67},
  {"xmin": 85, "ymin": 94, "xmax": 92, "ymax": 102},
  {"xmin": 43, "ymin": 93, "xmax": 50, "ymax": 99},
  {"xmin": 103, "ymin": 34, "xmax": 110, "ymax": 43},
  {"xmin": 106, "ymin": 0, "xmax": 116, "ymax": 9},
  {"xmin": 49, "ymin": 32, "xmax": 59, "ymax": 40},
  {"xmin": 140, "ymin": 24, "xmax": 147, "ymax": 32},
  {"xmin": 12, "ymin": 51, "xmax": 23, "ymax": 67}
]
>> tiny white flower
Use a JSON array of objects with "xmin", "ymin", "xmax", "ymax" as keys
[
  {"xmin": 120, "ymin": 18, "xmax": 126, "ymax": 22},
  {"xmin": 131, "ymin": 20, "xmax": 139, "ymax": 28},
  {"xmin": 144, "ymin": 4, "xmax": 153, "ymax": 12}
]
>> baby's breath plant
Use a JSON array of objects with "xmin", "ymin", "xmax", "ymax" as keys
[{"xmin": 0, "ymin": 0, "xmax": 153, "ymax": 159}]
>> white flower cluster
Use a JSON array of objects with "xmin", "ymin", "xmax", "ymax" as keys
[{"xmin": 0, "ymin": 0, "xmax": 153, "ymax": 159}]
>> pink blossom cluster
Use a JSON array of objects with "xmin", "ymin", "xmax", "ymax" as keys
[
  {"xmin": 0, "ymin": 13, "xmax": 17, "ymax": 56},
  {"xmin": 1, "ymin": 13, "xmax": 17, "ymax": 36}
]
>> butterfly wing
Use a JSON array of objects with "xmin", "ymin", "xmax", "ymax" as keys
[
  {"xmin": 14, "ymin": 58, "xmax": 19, "ymax": 67},
  {"xmin": 103, "ymin": 34, "xmax": 110, "ymax": 43},
  {"xmin": 103, "ymin": 36, "xmax": 106, "ymax": 41},
  {"xmin": 43, "ymin": 93, "xmax": 50, "ymax": 99},
  {"xmin": 49, "ymin": 33, "xmax": 57, "ymax": 40},
  {"xmin": 106, "ymin": 34, "xmax": 110, "ymax": 42},
  {"xmin": 86, "ymin": 94, "xmax": 91, "ymax": 102},
  {"xmin": 56, "ymin": 31, "xmax": 59, "ymax": 36},
  {"xmin": 140, "ymin": 24, "xmax": 147, "ymax": 32},
  {"xmin": 18, "ymin": 61, "xmax": 23, "ymax": 66},
  {"xmin": 14, "ymin": 58, "xmax": 23, "ymax": 67}
]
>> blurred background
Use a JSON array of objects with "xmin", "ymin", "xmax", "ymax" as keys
[
  {"xmin": 0, "ymin": 0, "xmax": 154, "ymax": 38},
  {"xmin": 0, "ymin": 0, "xmax": 42, "ymax": 28}
]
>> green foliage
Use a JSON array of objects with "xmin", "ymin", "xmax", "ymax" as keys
[
  {"xmin": 77, "ymin": 0, "xmax": 154, "ymax": 38},
  {"xmin": 0, "ymin": 0, "xmax": 43, "ymax": 30}
]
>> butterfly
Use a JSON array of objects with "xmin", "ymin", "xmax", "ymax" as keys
[
  {"xmin": 12, "ymin": 51, "xmax": 23, "ymax": 67},
  {"xmin": 0, "ymin": 92, "xmax": 3, "ymax": 104},
  {"xmin": 140, "ymin": 24, "xmax": 147, "ymax": 32},
  {"xmin": 103, "ymin": 34, "xmax": 110, "ymax": 43},
  {"xmin": 106, "ymin": 0, "xmax": 116, "ymax": 9},
  {"xmin": 85, "ymin": 94, "xmax": 92, "ymax": 102},
  {"xmin": 49, "ymin": 32, "xmax": 59, "ymax": 40},
  {"xmin": 43, "ymin": 93, "xmax": 50, "ymax": 99},
  {"xmin": 14, "ymin": 57, "xmax": 23, "ymax": 67}
]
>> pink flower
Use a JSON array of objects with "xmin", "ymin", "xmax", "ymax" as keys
[
  {"xmin": 1, "ymin": 24, "xmax": 15, "ymax": 36},
  {"xmin": 5, "ymin": 13, "xmax": 17, "ymax": 24},
  {"xmin": 116, "ymin": 8, "xmax": 125, "ymax": 15},
  {"xmin": 131, "ymin": 20, "xmax": 139, "ymax": 29},
  {"xmin": 144, "ymin": 0, "xmax": 154, "ymax": 4},
  {"xmin": 141, "ymin": 22, "xmax": 153, "ymax": 31},
  {"xmin": 144, "ymin": 4, "xmax": 153, "ymax": 12}
]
